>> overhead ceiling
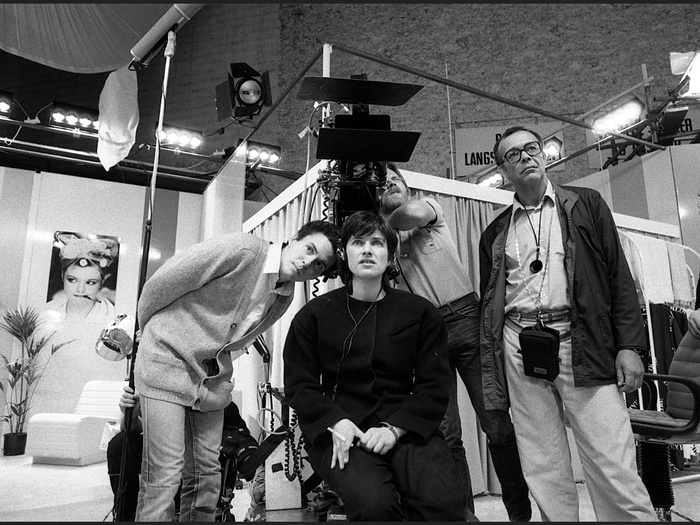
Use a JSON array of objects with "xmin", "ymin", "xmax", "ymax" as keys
[
  {"xmin": 0, "ymin": 4, "xmax": 221, "ymax": 193},
  {"xmin": 0, "ymin": 4, "xmax": 172, "ymax": 74}
]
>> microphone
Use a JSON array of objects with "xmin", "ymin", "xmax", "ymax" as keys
[{"xmin": 129, "ymin": 4, "xmax": 204, "ymax": 70}]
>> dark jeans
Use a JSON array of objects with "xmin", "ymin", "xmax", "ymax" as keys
[
  {"xmin": 306, "ymin": 432, "xmax": 466, "ymax": 522},
  {"xmin": 107, "ymin": 431, "xmax": 144, "ymax": 521},
  {"xmin": 439, "ymin": 296, "xmax": 532, "ymax": 522}
]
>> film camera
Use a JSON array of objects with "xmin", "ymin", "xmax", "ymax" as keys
[{"xmin": 297, "ymin": 75, "xmax": 423, "ymax": 226}]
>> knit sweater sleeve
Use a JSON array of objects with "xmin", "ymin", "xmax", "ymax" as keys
[{"xmin": 138, "ymin": 233, "xmax": 261, "ymax": 328}]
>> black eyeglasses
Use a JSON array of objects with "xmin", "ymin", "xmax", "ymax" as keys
[{"xmin": 500, "ymin": 141, "xmax": 542, "ymax": 165}]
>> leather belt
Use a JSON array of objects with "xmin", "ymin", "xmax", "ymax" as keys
[
  {"xmin": 507, "ymin": 310, "xmax": 572, "ymax": 324},
  {"xmin": 504, "ymin": 314, "xmax": 572, "ymax": 341},
  {"xmin": 438, "ymin": 292, "xmax": 479, "ymax": 316}
]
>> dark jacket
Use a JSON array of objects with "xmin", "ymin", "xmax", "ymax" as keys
[
  {"xmin": 283, "ymin": 287, "xmax": 451, "ymax": 444},
  {"xmin": 479, "ymin": 184, "xmax": 645, "ymax": 411}
]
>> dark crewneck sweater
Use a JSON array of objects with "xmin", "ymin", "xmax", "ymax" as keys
[{"xmin": 283, "ymin": 286, "xmax": 450, "ymax": 445}]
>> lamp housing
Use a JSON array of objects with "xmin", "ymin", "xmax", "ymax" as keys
[
  {"xmin": 543, "ymin": 136, "xmax": 563, "ymax": 162},
  {"xmin": 215, "ymin": 62, "xmax": 272, "ymax": 121},
  {"xmin": 230, "ymin": 139, "xmax": 281, "ymax": 167},
  {"xmin": 156, "ymin": 123, "xmax": 203, "ymax": 151},
  {"xmin": 0, "ymin": 90, "xmax": 14, "ymax": 118},
  {"xmin": 592, "ymin": 97, "xmax": 645, "ymax": 136},
  {"xmin": 48, "ymin": 101, "xmax": 100, "ymax": 134}
]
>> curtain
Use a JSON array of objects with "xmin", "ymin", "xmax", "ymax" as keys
[
  {"xmin": 245, "ymin": 177, "xmax": 504, "ymax": 496},
  {"xmin": 0, "ymin": 4, "xmax": 172, "ymax": 73}
]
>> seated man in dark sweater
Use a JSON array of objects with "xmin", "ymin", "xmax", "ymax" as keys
[{"xmin": 283, "ymin": 211, "xmax": 466, "ymax": 521}]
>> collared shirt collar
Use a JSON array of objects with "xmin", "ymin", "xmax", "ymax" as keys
[
  {"xmin": 264, "ymin": 242, "xmax": 293, "ymax": 296},
  {"xmin": 511, "ymin": 180, "xmax": 556, "ymax": 219}
]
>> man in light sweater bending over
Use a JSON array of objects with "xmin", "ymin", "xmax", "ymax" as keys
[{"xmin": 133, "ymin": 220, "xmax": 341, "ymax": 522}]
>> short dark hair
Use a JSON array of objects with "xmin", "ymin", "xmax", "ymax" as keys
[
  {"xmin": 493, "ymin": 126, "xmax": 544, "ymax": 165},
  {"xmin": 386, "ymin": 161, "xmax": 408, "ymax": 190},
  {"xmin": 339, "ymin": 211, "xmax": 397, "ymax": 292},
  {"xmin": 295, "ymin": 220, "xmax": 342, "ymax": 279}
]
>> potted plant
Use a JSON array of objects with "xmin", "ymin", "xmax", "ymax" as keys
[{"xmin": 0, "ymin": 306, "xmax": 73, "ymax": 455}]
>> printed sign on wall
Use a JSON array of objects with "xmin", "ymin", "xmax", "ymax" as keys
[{"xmin": 454, "ymin": 122, "xmax": 566, "ymax": 182}]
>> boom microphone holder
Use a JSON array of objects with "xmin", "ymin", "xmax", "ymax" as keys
[
  {"xmin": 115, "ymin": 31, "xmax": 178, "ymax": 523},
  {"xmin": 129, "ymin": 4, "xmax": 203, "ymax": 70},
  {"xmin": 296, "ymin": 76, "xmax": 423, "ymax": 226}
]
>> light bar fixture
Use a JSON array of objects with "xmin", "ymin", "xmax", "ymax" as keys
[
  {"xmin": 592, "ymin": 97, "xmax": 645, "ymax": 136},
  {"xmin": 49, "ymin": 101, "xmax": 100, "ymax": 134},
  {"xmin": 477, "ymin": 173, "xmax": 503, "ymax": 188},
  {"xmin": 0, "ymin": 90, "xmax": 13, "ymax": 117},
  {"xmin": 237, "ymin": 139, "xmax": 281, "ymax": 167},
  {"xmin": 156, "ymin": 123, "xmax": 203, "ymax": 151}
]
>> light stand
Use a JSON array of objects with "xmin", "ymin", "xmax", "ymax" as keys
[{"xmin": 115, "ymin": 30, "xmax": 177, "ymax": 523}]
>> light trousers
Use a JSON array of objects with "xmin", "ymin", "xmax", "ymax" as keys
[
  {"xmin": 503, "ymin": 320, "xmax": 657, "ymax": 522},
  {"xmin": 135, "ymin": 395, "xmax": 224, "ymax": 522}
]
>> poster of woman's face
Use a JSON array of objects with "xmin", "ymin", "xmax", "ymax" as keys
[{"xmin": 45, "ymin": 231, "xmax": 120, "ymax": 324}]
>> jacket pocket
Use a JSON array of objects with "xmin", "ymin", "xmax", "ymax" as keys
[{"xmin": 146, "ymin": 352, "xmax": 195, "ymax": 390}]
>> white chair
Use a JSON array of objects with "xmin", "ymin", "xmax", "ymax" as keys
[{"xmin": 25, "ymin": 380, "xmax": 126, "ymax": 466}]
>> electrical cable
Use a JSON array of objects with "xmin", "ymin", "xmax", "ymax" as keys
[
  {"xmin": 32, "ymin": 102, "xmax": 52, "ymax": 121},
  {"xmin": 333, "ymin": 287, "xmax": 382, "ymax": 400},
  {"xmin": 255, "ymin": 406, "xmax": 287, "ymax": 437},
  {"xmin": 12, "ymin": 99, "xmax": 30, "ymax": 120},
  {"xmin": 2, "ymin": 126, "xmax": 22, "ymax": 146}
]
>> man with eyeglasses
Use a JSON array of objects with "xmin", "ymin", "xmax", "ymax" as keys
[{"xmin": 478, "ymin": 125, "xmax": 656, "ymax": 521}]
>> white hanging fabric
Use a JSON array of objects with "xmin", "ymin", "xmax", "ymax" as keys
[
  {"xmin": 97, "ymin": 65, "xmax": 140, "ymax": 170},
  {"xmin": 0, "ymin": 4, "xmax": 171, "ymax": 73},
  {"xmin": 666, "ymin": 241, "xmax": 694, "ymax": 305},
  {"xmin": 622, "ymin": 232, "xmax": 675, "ymax": 304}
]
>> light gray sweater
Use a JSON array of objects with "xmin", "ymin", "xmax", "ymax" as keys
[{"xmin": 134, "ymin": 232, "xmax": 294, "ymax": 411}]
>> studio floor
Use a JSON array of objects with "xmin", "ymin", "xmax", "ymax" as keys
[{"xmin": 1, "ymin": 452, "xmax": 700, "ymax": 522}]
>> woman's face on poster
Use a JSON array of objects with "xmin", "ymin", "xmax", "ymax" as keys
[{"xmin": 63, "ymin": 263, "xmax": 103, "ymax": 304}]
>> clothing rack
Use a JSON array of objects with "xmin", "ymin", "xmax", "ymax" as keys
[{"xmin": 618, "ymin": 230, "xmax": 700, "ymax": 411}]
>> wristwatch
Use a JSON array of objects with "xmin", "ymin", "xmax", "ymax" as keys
[
  {"xmin": 627, "ymin": 347, "xmax": 648, "ymax": 358},
  {"xmin": 380, "ymin": 422, "xmax": 400, "ymax": 444}
]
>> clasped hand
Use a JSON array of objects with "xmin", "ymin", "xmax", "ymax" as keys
[{"xmin": 329, "ymin": 419, "xmax": 399, "ymax": 470}]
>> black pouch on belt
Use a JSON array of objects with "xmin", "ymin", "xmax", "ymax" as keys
[{"xmin": 518, "ymin": 320, "xmax": 560, "ymax": 381}]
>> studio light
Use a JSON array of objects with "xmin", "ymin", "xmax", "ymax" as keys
[
  {"xmin": 592, "ymin": 97, "xmax": 645, "ymax": 136},
  {"xmin": 49, "ymin": 101, "xmax": 100, "ymax": 134},
  {"xmin": 477, "ymin": 173, "xmax": 503, "ymax": 188},
  {"xmin": 670, "ymin": 51, "xmax": 700, "ymax": 99},
  {"xmin": 543, "ymin": 136, "xmax": 563, "ymax": 161},
  {"xmin": 0, "ymin": 90, "xmax": 13, "ymax": 117},
  {"xmin": 235, "ymin": 139, "xmax": 281, "ymax": 167},
  {"xmin": 95, "ymin": 314, "xmax": 136, "ymax": 362},
  {"xmin": 215, "ymin": 62, "xmax": 272, "ymax": 120},
  {"xmin": 156, "ymin": 123, "xmax": 203, "ymax": 151}
]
